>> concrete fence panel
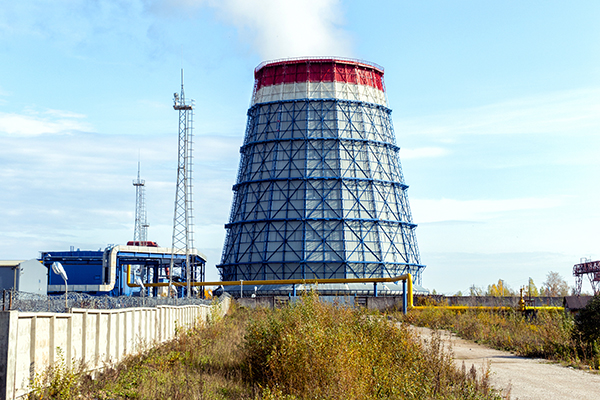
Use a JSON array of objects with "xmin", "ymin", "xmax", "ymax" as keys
[{"xmin": 0, "ymin": 295, "xmax": 230, "ymax": 399}]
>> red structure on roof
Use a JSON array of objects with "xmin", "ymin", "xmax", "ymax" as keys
[
  {"xmin": 250, "ymin": 57, "xmax": 389, "ymax": 108},
  {"xmin": 254, "ymin": 57, "xmax": 385, "ymax": 91},
  {"xmin": 126, "ymin": 241, "xmax": 158, "ymax": 247}
]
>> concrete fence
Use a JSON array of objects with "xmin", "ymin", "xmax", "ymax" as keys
[
  {"xmin": 0, "ymin": 295, "xmax": 230, "ymax": 400},
  {"xmin": 237, "ymin": 296, "xmax": 407, "ymax": 311}
]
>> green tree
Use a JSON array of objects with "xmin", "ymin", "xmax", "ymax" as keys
[
  {"xmin": 574, "ymin": 294, "xmax": 600, "ymax": 348},
  {"xmin": 526, "ymin": 278, "xmax": 539, "ymax": 297},
  {"xmin": 541, "ymin": 271, "xmax": 570, "ymax": 297}
]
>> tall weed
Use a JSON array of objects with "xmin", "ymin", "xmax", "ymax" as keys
[
  {"xmin": 30, "ymin": 300, "xmax": 511, "ymax": 399},
  {"xmin": 403, "ymin": 307, "xmax": 599, "ymax": 369},
  {"xmin": 83, "ymin": 304, "xmax": 254, "ymax": 400},
  {"xmin": 29, "ymin": 350, "xmax": 80, "ymax": 400},
  {"xmin": 244, "ymin": 293, "xmax": 503, "ymax": 399}
]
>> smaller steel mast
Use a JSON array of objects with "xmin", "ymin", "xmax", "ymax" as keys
[
  {"xmin": 169, "ymin": 70, "xmax": 195, "ymax": 297},
  {"xmin": 132, "ymin": 161, "xmax": 149, "ymax": 242}
]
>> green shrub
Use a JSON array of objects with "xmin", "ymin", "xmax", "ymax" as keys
[
  {"xmin": 573, "ymin": 294, "xmax": 600, "ymax": 368},
  {"xmin": 29, "ymin": 350, "xmax": 80, "ymax": 400},
  {"xmin": 244, "ymin": 293, "xmax": 502, "ymax": 399},
  {"xmin": 574, "ymin": 294, "xmax": 600, "ymax": 346}
]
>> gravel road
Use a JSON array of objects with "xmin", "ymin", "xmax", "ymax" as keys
[{"xmin": 411, "ymin": 326, "xmax": 600, "ymax": 400}]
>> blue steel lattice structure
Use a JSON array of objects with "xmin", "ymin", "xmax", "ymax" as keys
[{"xmin": 218, "ymin": 57, "xmax": 425, "ymax": 293}]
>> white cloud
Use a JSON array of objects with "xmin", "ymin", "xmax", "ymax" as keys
[
  {"xmin": 1, "ymin": 1, "xmax": 353, "ymax": 65},
  {"xmin": 402, "ymin": 88, "xmax": 600, "ymax": 137},
  {"xmin": 0, "ymin": 1, "xmax": 148, "ymax": 47},
  {"xmin": 411, "ymin": 197, "xmax": 563, "ymax": 224},
  {"xmin": 0, "ymin": 128, "xmax": 238, "ymax": 276},
  {"xmin": 0, "ymin": 110, "xmax": 92, "ymax": 136},
  {"xmin": 401, "ymin": 147, "xmax": 449, "ymax": 159},
  {"xmin": 180, "ymin": 0, "xmax": 353, "ymax": 59}
]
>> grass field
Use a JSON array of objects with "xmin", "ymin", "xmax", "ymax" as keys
[
  {"xmin": 30, "ymin": 295, "xmax": 505, "ymax": 399},
  {"xmin": 401, "ymin": 306, "xmax": 600, "ymax": 370}
]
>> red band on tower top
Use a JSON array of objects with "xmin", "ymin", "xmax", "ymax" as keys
[{"xmin": 254, "ymin": 58, "xmax": 385, "ymax": 92}]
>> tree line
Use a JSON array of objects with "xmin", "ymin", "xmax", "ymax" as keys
[{"xmin": 455, "ymin": 271, "xmax": 572, "ymax": 297}]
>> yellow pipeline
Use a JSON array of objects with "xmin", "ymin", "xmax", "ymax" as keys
[
  {"xmin": 412, "ymin": 305, "xmax": 564, "ymax": 311},
  {"xmin": 128, "ymin": 270, "xmax": 413, "ymax": 306},
  {"xmin": 127, "ymin": 264, "xmax": 133, "ymax": 287},
  {"xmin": 412, "ymin": 306, "xmax": 513, "ymax": 311},
  {"xmin": 411, "ymin": 286, "xmax": 564, "ymax": 312}
]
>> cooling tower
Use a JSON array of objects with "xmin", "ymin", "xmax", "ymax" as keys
[{"xmin": 218, "ymin": 57, "xmax": 425, "ymax": 295}]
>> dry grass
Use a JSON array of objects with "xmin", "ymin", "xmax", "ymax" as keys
[
  {"xmin": 30, "ymin": 298, "xmax": 507, "ymax": 399},
  {"xmin": 30, "ymin": 302, "xmax": 257, "ymax": 400},
  {"xmin": 244, "ymin": 293, "xmax": 503, "ymax": 399},
  {"xmin": 402, "ymin": 307, "xmax": 600, "ymax": 369}
]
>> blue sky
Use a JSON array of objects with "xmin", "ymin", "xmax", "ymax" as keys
[{"xmin": 1, "ymin": 0, "xmax": 599, "ymax": 294}]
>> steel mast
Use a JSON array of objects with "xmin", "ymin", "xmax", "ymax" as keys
[
  {"xmin": 170, "ymin": 70, "xmax": 195, "ymax": 297},
  {"xmin": 132, "ymin": 161, "xmax": 149, "ymax": 242}
]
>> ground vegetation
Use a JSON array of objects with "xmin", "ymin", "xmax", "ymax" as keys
[
  {"xmin": 573, "ymin": 293, "xmax": 600, "ymax": 364},
  {"xmin": 29, "ymin": 296, "xmax": 505, "ymax": 399},
  {"xmin": 403, "ymin": 305, "xmax": 599, "ymax": 370}
]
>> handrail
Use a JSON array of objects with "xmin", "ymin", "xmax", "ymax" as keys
[{"xmin": 254, "ymin": 56, "xmax": 384, "ymax": 74}]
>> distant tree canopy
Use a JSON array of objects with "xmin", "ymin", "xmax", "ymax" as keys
[
  {"xmin": 486, "ymin": 279, "xmax": 513, "ymax": 297},
  {"xmin": 452, "ymin": 272, "xmax": 571, "ymax": 298},
  {"xmin": 526, "ymin": 277, "xmax": 539, "ymax": 297},
  {"xmin": 540, "ymin": 271, "xmax": 570, "ymax": 297},
  {"xmin": 469, "ymin": 285, "xmax": 484, "ymax": 296}
]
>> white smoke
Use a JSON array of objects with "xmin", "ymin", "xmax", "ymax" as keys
[
  {"xmin": 1, "ymin": 1, "xmax": 353, "ymax": 61},
  {"xmin": 176, "ymin": 0, "xmax": 354, "ymax": 60}
]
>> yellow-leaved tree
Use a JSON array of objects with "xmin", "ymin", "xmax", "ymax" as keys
[{"xmin": 486, "ymin": 279, "xmax": 513, "ymax": 297}]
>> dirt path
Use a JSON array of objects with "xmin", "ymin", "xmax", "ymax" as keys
[{"xmin": 411, "ymin": 326, "xmax": 600, "ymax": 400}]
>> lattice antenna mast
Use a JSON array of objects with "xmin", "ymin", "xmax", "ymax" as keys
[
  {"xmin": 169, "ymin": 69, "xmax": 195, "ymax": 297},
  {"xmin": 133, "ymin": 161, "xmax": 149, "ymax": 242}
]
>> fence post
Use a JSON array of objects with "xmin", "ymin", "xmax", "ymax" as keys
[{"xmin": 0, "ymin": 311, "xmax": 18, "ymax": 400}]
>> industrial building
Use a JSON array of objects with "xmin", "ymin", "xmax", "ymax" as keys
[
  {"xmin": 0, "ymin": 259, "xmax": 47, "ymax": 294},
  {"xmin": 218, "ymin": 57, "xmax": 426, "ymax": 295},
  {"xmin": 42, "ymin": 244, "xmax": 206, "ymax": 297}
]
